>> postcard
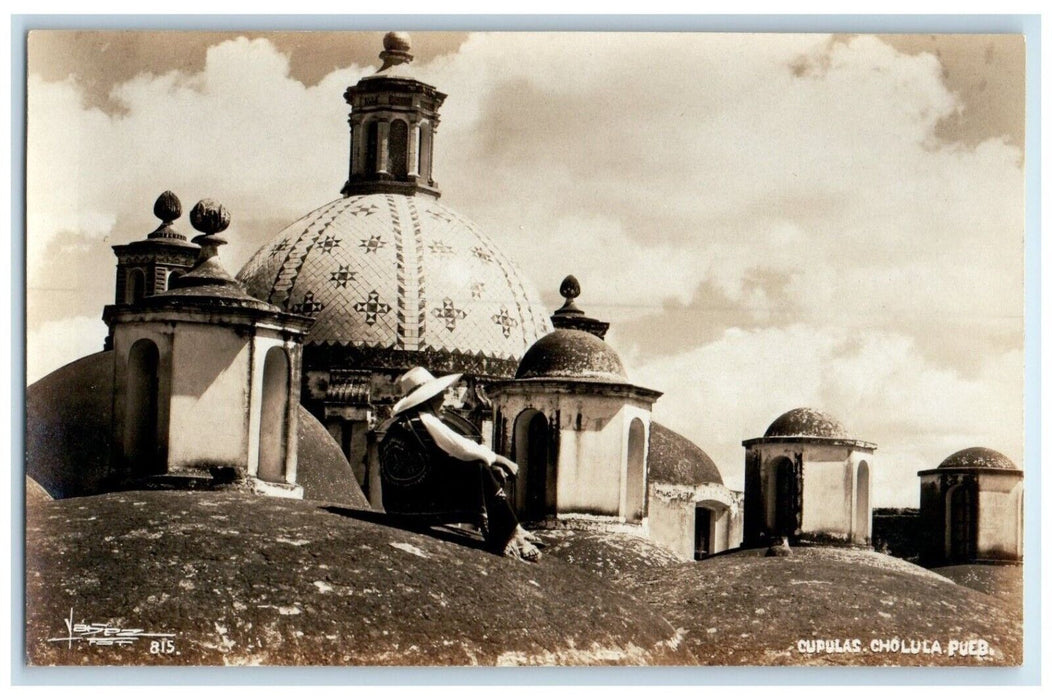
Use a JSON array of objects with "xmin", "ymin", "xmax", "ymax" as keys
[{"xmin": 22, "ymin": 27, "xmax": 1026, "ymax": 668}]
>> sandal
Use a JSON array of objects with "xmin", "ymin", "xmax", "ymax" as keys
[
  {"xmin": 503, "ymin": 533, "xmax": 542, "ymax": 562},
  {"xmin": 516, "ymin": 525, "xmax": 544, "ymax": 547}
]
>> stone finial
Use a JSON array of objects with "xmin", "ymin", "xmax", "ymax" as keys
[
  {"xmin": 170, "ymin": 199, "xmax": 238, "ymax": 290},
  {"xmin": 189, "ymin": 198, "xmax": 230, "ymax": 246},
  {"xmin": 154, "ymin": 191, "xmax": 181, "ymax": 223},
  {"xmin": 556, "ymin": 275, "xmax": 584, "ymax": 316},
  {"xmin": 147, "ymin": 191, "xmax": 187, "ymax": 241},
  {"xmin": 379, "ymin": 31, "xmax": 413, "ymax": 70},
  {"xmin": 550, "ymin": 274, "xmax": 610, "ymax": 340}
]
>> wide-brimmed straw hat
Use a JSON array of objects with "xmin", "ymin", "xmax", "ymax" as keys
[{"xmin": 391, "ymin": 367, "xmax": 463, "ymax": 416}]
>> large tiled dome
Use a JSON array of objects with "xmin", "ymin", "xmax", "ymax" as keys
[{"xmin": 238, "ymin": 193, "xmax": 552, "ymax": 366}]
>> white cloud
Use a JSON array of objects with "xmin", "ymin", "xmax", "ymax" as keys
[
  {"xmin": 25, "ymin": 316, "xmax": 109, "ymax": 385},
  {"xmin": 631, "ymin": 325, "xmax": 1023, "ymax": 507}
]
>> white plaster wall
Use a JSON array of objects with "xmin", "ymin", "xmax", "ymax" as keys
[
  {"xmin": 800, "ymin": 458, "xmax": 853, "ymax": 536},
  {"xmin": 556, "ymin": 397, "xmax": 650, "ymax": 517},
  {"xmin": 556, "ymin": 401, "xmax": 623, "ymax": 515},
  {"xmin": 167, "ymin": 324, "xmax": 252, "ymax": 470},
  {"xmin": 648, "ymin": 486, "xmax": 695, "ymax": 561},
  {"xmin": 977, "ymin": 472, "xmax": 1024, "ymax": 559},
  {"xmin": 647, "ymin": 483, "xmax": 743, "ymax": 561}
]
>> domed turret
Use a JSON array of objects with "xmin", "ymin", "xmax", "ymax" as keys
[
  {"xmin": 743, "ymin": 407, "xmax": 875, "ymax": 548},
  {"xmin": 918, "ymin": 446, "xmax": 1023, "ymax": 565}
]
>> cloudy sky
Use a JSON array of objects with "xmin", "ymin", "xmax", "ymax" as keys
[{"xmin": 25, "ymin": 30, "xmax": 1025, "ymax": 506}]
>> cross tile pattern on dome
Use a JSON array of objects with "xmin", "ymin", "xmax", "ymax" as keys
[{"xmin": 238, "ymin": 194, "xmax": 552, "ymax": 361}]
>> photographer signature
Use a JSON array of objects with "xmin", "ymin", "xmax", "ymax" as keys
[{"xmin": 47, "ymin": 608, "xmax": 175, "ymax": 651}]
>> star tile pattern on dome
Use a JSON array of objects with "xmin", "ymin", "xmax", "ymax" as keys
[{"xmin": 238, "ymin": 194, "xmax": 552, "ymax": 361}]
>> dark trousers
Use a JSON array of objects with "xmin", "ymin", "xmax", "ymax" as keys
[{"xmin": 480, "ymin": 464, "xmax": 519, "ymax": 552}]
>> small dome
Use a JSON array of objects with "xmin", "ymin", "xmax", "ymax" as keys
[
  {"xmin": 765, "ymin": 407, "xmax": 848, "ymax": 439},
  {"xmin": 516, "ymin": 329, "xmax": 628, "ymax": 383},
  {"xmin": 647, "ymin": 423, "xmax": 723, "ymax": 486},
  {"xmin": 938, "ymin": 447, "xmax": 1019, "ymax": 472}
]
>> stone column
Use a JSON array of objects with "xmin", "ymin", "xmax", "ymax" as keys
[
  {"xmin": 377, "ymin": 120, "xmax": 390, "ymax": 174},
  {"xmin": 349, "ymin": 120, "xmax": 361, "ymax": 176},
  {"xmin": 407, "ymin": 120, "xmax": 420, "ymax": 177}
]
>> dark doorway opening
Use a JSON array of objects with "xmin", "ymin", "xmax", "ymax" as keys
[
  {"xmin": 694, "ymin": 506, "xmax": 712, "ymax": 560},
  {"xmin": 774, "ymin": 457, "xmax": 797, "ymax": 537},
  {"xmin": 949, "ymin": 483, "xmax": 978, "ymax": 562},
  {"xmin": 524, "ymin": 412, "xmax": 550, "ymax": 521}
]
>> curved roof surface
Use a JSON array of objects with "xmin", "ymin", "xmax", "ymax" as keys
[
  {"xmin": 938, "ymin": 447, "xmax": 1020, "ymax": 472},
  {"xmin": 515, "ymin": 329, "xmax": 628, "ymax": 383},
  {"xmin": 238, "ymin": 194, "xmax": 551, "ymax": 364},
  {"xmin": 765, "ymin": 407, "xmax": 849, "ymax": 439},
  {"xmin": 26, "ymin": 351, "xmax": 367, "ymax": 507},
  {"xmin": 646, "ymin": 422, "xmax": 723, "ymax": 486}
]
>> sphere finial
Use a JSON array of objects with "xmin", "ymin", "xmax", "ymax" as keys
[
  {"xmin": 378, "ymin": 31, "xmax": 414, "ymax": 70},
  {"xmin": 190, "ymin": 199, "xmax": 231, "ymax": 236},
  {"xmin": 383, "ymin": 31, "xmax": 411, "ymax": 54},
  {"xmin": 153, "ymin": 191, "xmax": 182, "ymax": 224}
]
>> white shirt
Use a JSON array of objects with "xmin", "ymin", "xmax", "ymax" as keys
[{"xmin": 418, "ymin": 412, "xmax": 498, "ymax": 466}]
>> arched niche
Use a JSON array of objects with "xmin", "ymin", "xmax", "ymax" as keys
[
  {"xmin": 388, "ymin": 119, "xmax": 409, "ymax": 178},
  {"xmin": 125, "ymin": 338, "xmax": 162, "ymax": 474},
  {"xmin": 625, "ymin": 418, "xmax": 646, "ymax": 522},
  {"xmin": 257, "ymin": 347, "xmax": 290, "ymax": 482},
  {"xmin": 855, "ymin": 460, "xmax": 871, "ymax": 542},
  {"xmin": 513, "ymin": 409, "xmax": 554, "ymax": 522}
]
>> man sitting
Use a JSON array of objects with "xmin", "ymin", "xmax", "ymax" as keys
[{"xmin": 379, "ymin": 367, "xmax": 541, "ymax": 562}]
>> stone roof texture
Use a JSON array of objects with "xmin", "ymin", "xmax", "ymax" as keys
[
  {"xmin": 764, "ymin": 407, "xmax": 849, "ymax": 439},
  {"xmin": 515, "ymin": 329, "xmax": 628, "ymax": 383},
  {"xmin": 646, "ymin": 422, "xmax": 723, "ymax": 486},
  {"xmin": 938, "ymin": 447, "xmax": 1020, "ymax": 472}
]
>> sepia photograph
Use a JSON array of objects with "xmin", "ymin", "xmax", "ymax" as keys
[{"xmin": 20, "ymin": 23, "xmax": 1030, "ymax": 670}]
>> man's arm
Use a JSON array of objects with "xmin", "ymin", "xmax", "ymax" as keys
[
  {"xmin": 419, "ymin": 412, "xmax": 498, "ymax": 464},
  {"xmin": 418, "ymin": 413, "xmax": 519, "ymax": 477}
]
